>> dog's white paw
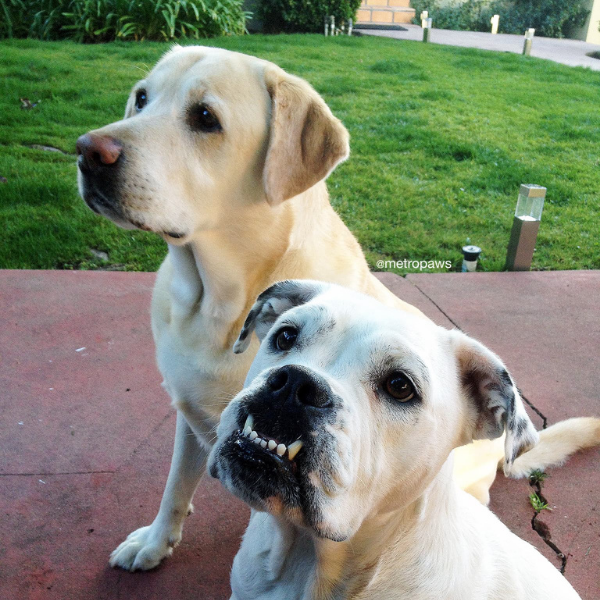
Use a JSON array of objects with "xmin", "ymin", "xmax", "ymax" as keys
[{"xmin": 109, "ymin": 524, "xmax": 181, "ymax": 571}]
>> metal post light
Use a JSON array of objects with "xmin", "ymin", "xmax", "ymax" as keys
[
  {"xmin": 420, "ymin": 10, "xmax": 428, "ymax": 28},
  {"xmin": 490, "ymin": 14, "xmax": 499, "ymax": 35},
  {"xmin": 423, "ymin": 18, "xmax": 432, "ymax": 43},
  {"xmin": 523, "ymin": 28, "xmax": 535, "ymax": 56},
  {"xmin": 505, "ymin": 184, "xmax": 546, "ymax": 271}
]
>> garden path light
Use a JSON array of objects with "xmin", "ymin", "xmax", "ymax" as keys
[
  {"xmin": 423, "ymin": 18, "xmax": 432, "ymax": 43},
  {"xmin": 523, "ymin": 28, "xmax": 535, "ymax": 56},
  {"xmin": 505, "ymin": 184, "xmax": 546, "ymax": 271},
  {"xmin": 491, "ymin": 14, "xmax": 499, "ymax": 35},
  {"xmin": 462, "ymin": 245, "xmax": 482, "ymax": 272}
]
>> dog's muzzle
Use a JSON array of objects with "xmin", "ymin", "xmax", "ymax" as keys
[
  {"xmin": 76, "ymin": 133, "xmax": 127, "ymax": 219},
  {"xmin": 210, "ymin": 365, "xmax": 337, "ymax": 508}
]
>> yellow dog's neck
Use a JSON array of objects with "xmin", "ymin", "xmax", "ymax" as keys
[{"xmin": 165, "ymin": 182, "xmax": 370, "ymax": 350}]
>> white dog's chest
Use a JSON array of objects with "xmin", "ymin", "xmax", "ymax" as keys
[{"xmin": 231, "ymin": 515, "xmax": 317, "ymax": 600}]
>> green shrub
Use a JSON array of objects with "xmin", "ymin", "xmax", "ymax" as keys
[
  {"xmin": 410, "ymin": 0, "xmax": 589, "ymax": 39},
  {"xmin": 411, "ymin": 0, "xmax": 491, "ymax": 32},
  {"xmin": 258, "ymin": 0, "xmax": 362, "ymax": 33},
  {"xmin": 494, "ymin": 0, "xmax": 590, "ymax": 38},
  {"xmin": 0, "ymin": 0, "xmax": 248, "ymax": 41}
]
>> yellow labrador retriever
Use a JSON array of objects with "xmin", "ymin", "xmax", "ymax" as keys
[{"xmin": 76, "ymin": 45, "xmax": 600, "ymax": 571}]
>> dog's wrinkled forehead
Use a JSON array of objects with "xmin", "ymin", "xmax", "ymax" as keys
[
  {"xmin": 301, "ymin": 302, "xmax": 435, "ymax": 383},
  {"xmin": 237, "ymin": 281, "xmax": 439, "ymax": 385}
]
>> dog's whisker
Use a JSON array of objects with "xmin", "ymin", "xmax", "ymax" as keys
[{"xmin": 132, "ymin": 64, "xmax": 151, "ymax": 76}]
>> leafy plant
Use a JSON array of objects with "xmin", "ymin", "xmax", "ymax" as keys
[
  {"xmin": 410, "ymin": 0, "xmax": 589, "ymax": 39},
  {"xmin": 528, "ymin": 469, "xmax": 548, "ymax": 486},
  {"xmin": 496, "ymin": 0, "xmax": 590, "ymax": 39},
  {"xmin": 0, "ymin": 0, "xmax": 248, "ymax": 41},
  {"xmin": 0, "ymin": 0, "xmax": 27, "ymax": 38},
  {"xmin": 258, "ymin": 0, "xmax": 362, "ymax": 34},
  {"xmin": 411, "ymin": 0, "xmax": 492, "ymax": 32},
  {"xmin": 529, "ymin": 492, "xmax": 552, "ymax": 512}
]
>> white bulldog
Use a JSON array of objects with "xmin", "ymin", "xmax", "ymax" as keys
[{"xmin": 208, "ymin": 280, "xmax": 581, "ymax": 600}]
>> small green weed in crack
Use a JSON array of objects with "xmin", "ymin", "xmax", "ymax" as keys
[
  {"xmin": 528, "ymin": 470, "xmax": 567, "ymax": 573},
  {"xmin": 528, "ymin": 469, "xmax": 549, "ymax": 487},
  {"xmin": 529, "ymin": 491, "xmax": 552, "ymax": 513}
]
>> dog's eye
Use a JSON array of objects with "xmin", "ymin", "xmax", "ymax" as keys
[
  {"xmin": 135, "ymin": 89, "xmax": 147, "ymax": 113},
  {"xmin": 384, "ymin": 372, "xmax": 415, "ymax": 402},
  {"xmin": 188, "ymin": 103, "xmax": 222, "ymax": 133},
  {"xmin": 275, "ymin": 327, "xmax": 298, "ymax": 352}
]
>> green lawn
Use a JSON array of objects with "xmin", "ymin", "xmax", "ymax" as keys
[{"xmin": 1, "ymin": 35, "xmax": 599, "ymax": 273}]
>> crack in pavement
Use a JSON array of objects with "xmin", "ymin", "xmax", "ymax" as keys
[
  {"xmin": 406, "ymin": 280, "xmax": 461, "ymax": 330},
  {"xmin": 407, "ymin": 277, "xmax": 568, "ymax": 571},
  {"xmin": 529, "ymin": 476, "xmax": 568, "ymax": 574},
  {"xmin": 519, "ymin": 390, "xmax": 548, "ymax": 429},
  {"xmin": 407, "ymin": 279, "xmax": 549, "ymax": 428}
]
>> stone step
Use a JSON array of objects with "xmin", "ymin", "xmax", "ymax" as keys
[
  {"xmin": 356, "ymin": 6, "xmax": 415, "ymax": 25},
  {"xmin": 361, "ymin": 0, "xmax": 411, "ymax": 7}
]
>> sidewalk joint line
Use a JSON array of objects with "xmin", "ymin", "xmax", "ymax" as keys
[
  {"xmin": 114, "ymin": 409, "xmax": 174, "ymax": 475},
  {"xmin": 0, "ymin": 470, "xmax": 115, "ymax": 477}
]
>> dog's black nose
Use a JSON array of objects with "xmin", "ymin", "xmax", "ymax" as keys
[
  {"xmin": 266, "ymin": 365, "xmax": 332, "ymax": 409},
  {"xmin": 76, "ymin": 133, "xmax": 122, "ymax": 173}
]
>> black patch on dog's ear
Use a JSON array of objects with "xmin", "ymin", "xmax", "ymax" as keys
[
  {"xmin": 453, "ymin": 332, "xmax": 539, "ymax": 475},
  {"xmin": 233, "ymin": 280, "xmax": 328, "ymax": 353}
]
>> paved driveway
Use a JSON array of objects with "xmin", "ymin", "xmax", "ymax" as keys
[
  {"xmin": 1, "ymin": 270, "xmax": 598, "ymax": 599},
  {"xmin": 362, "ymin": 24, "xmax": 600, "ymax": 71}
]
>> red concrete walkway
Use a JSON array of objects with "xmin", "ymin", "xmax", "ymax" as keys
[{"xmin": 1, "ymin": 270, "xmax": 598, "ymax": 599}]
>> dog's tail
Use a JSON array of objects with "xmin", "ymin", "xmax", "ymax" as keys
[
  {"xmin": 509, "ymin": 417, "xmax": 600, "ymax": 478},
  {"xmin": 454, "ymin": 417, "xmax": 600, "ymax": 505}
]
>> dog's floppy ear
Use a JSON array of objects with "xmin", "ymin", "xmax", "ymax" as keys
[
  {"xmin": 263, "ymin": 68, "xmax": 350, "ymax": 205},
  {"xmin": 234, "ymin": 280, "xmax": 328, "ymax": 354},
  {"xmin": 451, "ymin": 331, "xmax": 539, "ymax": 476}
]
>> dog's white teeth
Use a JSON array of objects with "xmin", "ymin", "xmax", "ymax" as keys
[
  {"xmin": 245, "ymin": 428, "xmax": 301, "ymax": 460},
  {"xmin": 287, "ymin": 440, "xmax": 303, "ymax": 460},
  {"xmin": 243, "ymin": 415, "xmax": 254, "ymax": 434}
]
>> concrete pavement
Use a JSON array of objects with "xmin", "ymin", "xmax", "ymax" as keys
[
  {"xmin": 1, "ymin": 269, "xmax": 598, "ymax": 599},
  {"xmin": 361, "ymin": 23, "xmax": 600, "ymax": 71}
]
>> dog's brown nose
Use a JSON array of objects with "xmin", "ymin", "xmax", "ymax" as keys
[{"xmin": 76, "ymin": 133, "xmax": 122, "ymax": 171}]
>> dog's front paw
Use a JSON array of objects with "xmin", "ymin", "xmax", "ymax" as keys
[{"xmin": 109, "ymin": 524, "xmax": 181, "ymax": 571}]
